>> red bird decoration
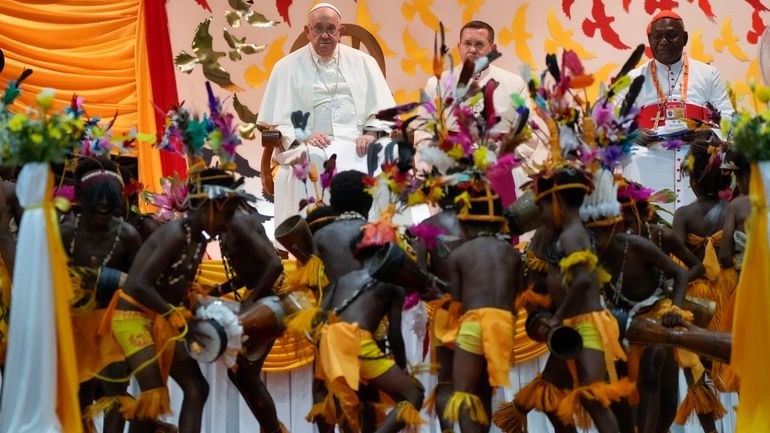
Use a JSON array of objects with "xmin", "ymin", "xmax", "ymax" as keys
[
  {"xmin": 582, "ymin": 0, "xmax": 631, "ymax": 49},
  {"xmin": 276, "ymin": 0, "xmax": 293, "ymax": 26},
  {"xmin": 562, "ymin": 0, "xmax": 576, "ymax": 18},
  {"xmin": 195, "ymin": 0, "xmax": 212, "ymax": 13},
  {"xmin": 748, "ymin": 8, "xmax": 768, "ymax": 44},
  {"xmin": 644, "ymin": 0, "xmax": 679, "ymax": 14},
  {"xmin": 746, "ymin": 0, "xmax": 770, "ymax": 12},
  {"xmin": 623, "ymin": 0, "xmax": 633, "ymax": 11},
  {"xmin": 686, "ymin": 0, "xmax": 716, "ymax": 20}
]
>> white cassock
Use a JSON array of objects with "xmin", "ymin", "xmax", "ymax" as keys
[
  {"xmin": 257, "ymin": 43, "xmax": 395, "ymax": 227},
  {"xmin": 624, "ymin": 56, "xmax": 734, "ymax": 219},
  {"xmin": 416, "ymin": 64, "xmax": 549, "ymax": 166}
]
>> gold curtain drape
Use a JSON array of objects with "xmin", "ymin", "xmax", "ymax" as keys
[{"xmin": 0, "ymin": 0, "xmax": 162, "ymax": 195}]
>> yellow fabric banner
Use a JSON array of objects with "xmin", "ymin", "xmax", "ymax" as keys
[{"xmin": 732, "ymin": 162, "xmax": 770, "ymax": 432}]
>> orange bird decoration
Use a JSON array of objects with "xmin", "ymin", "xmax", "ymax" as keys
[
  {"xmin": 356, "ymin": 0, "xmax": 398, "ymax": 56},
  {"xmin": 276, "ymin": 0, "xmax": 293, "ymax": 26},
  {"xmin": 582, "ymin": 0, "xmax": 631, "ymax": 50},
  {"xmin": 401, "ymin": 0, "xmax": 443, "ymax": 33},
  {"xmin": 644, "ymin": 0, "xmax": 679, "ymax": 14},
  {"xmin": 562, "ymin": 0, "xmax": 576, "ymax": 18},
  {"xmin": 499, "ymin": 3, "xmax": 538, "ymax": 68},
  {"xmin": 545, "ymin": 8, "xmax": 596, "ymax": 60},
  {"xmin": 686, "ymin": 0, "xmax": 716, "ymax": 20},
  {"xmin": 459, "ymin": 0, "xmax": 486, "ymax": 23}
]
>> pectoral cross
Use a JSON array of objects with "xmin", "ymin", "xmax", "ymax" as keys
[{"xmin": 650, "ymin": 109, "xmax": 665, "ymax": 129}]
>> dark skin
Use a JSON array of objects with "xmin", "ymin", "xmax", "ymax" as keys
[
  {"xmin": 0, "ymin": 181, "xmax": 16, "ymax": 275},
  {"xmin": 119, "ymin": 198, "xmax": 240, "ymax": 433},
  {"xmin": 719, "ymin": 168, "xmax": 750, "ymax": 268},
  {"xmin": 324, "ymin": 268, "xmax": 423, "ymax": 433},
  {"xmin": 594, "ymin": 229, "xmax": 688, "ymax": 433},
  {"xmin": 447, "ymin": 222, "xmax": 519, "ymax": 433},
  {"xmin": 413, "ymin": 207, "xmax": 463, "ymax": 432},
  {"xmin": 637, "ymin": 17, "xmax": 692, "ymax": 143},
  {"xmin": 537, "ymin": 194, "xmax": 620, "ymax": 433},
  {"xmin": 622, "ymin": 205, "xmax": 705, "ymax": 282},
  {"xmin": 60, "ymin": 184, "xmax": 142, "ymax": 433},
  {"xmin": 216, "ymin": 207, "xmax": 285, "ymax": 432},
  {"xmin": 672, "ymin": 179, "xmax": 726, "ymax": 433}
]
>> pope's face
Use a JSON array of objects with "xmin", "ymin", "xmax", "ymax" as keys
[
  {"xmin": 458, "ymin": 28, "xmax": 496, "ymax": 64},
  {"xmin": 305, "ymin": 8, "xmax": 343, "ymax": 59},
  {"xmin": 648, "ymin": 18, "xmax": 688, "ymax": 65}
]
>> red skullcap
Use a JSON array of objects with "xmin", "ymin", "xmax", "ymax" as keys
[{"xmin": 646, "ymin": 10, "xmax": 683, "ymax": 33}]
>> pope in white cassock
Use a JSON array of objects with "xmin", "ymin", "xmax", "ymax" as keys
[
  {"xmin": 625, "ymin": 10, "xmax": 734, "ymax": 216},
  {"xmin": 257, "ymin": 2, "xmax": 395, "ymax": 227}
]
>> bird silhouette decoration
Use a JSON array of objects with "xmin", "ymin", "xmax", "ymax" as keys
[
  {"xmin": 713, "ymin": 18, "xmax": 750, "ymax": 61},
  {"xmin": 176, "ymin": 18, "xmax": 244, "ymax": 92},
  {"xmin": 225, "ymin": 0, "xmax": 280, "ymax": 28},
  {"xmin": 458, "ymin": 0, "xmax": 486, "ymax": 23},
  {"xmin": 644, "ymin": 0, "xmax": 679, "ymax": 14},
  {"xmin": 401, "ymin": 28, "xmax": 433, "ymax": 76},
  {"xmin": 746, "ymin": 0, "xmax": 769, "ymax": 44},
  {"xmin": 545, "ymin": 8, "xmax": 596, "ymax": 60},
  {"xmin": 499, "ymin": 3, "xmax": 537, "ymax": 68},
  {"xmin": 401, "ymin": 0, "xmax": 443, "ymax": 32},
  {"xmin": 356, "ymin": 0, "xmax": 398, "ymax": 57},
  {"xmin": 582, "ymin": 0, "xmax": 631, "ymax": 50},
  {"xmin": 690, "ymin": 29, "xmax": 715, "ymax": 63},
  {"xmin": 244, "ymin": 34, "xmax": 288, "ymax": 89}
]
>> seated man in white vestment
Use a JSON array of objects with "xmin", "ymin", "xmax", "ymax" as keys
[
  {"xmin": 626, "ymin": 10, "xmax": 734, "ymax": 216},
  {"xmin": 257, "ymin": 3, "xmax": 395, "ymax": 227},
  {"xmin": 415, "ymin": 21, "xmax": 548, "ymax": 197}
]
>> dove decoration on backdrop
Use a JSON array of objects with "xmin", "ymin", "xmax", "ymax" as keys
[
  {"xmin": 586, "ymin": 63, "xmax": 619, "ymax": 101},
  {"xmin": 393, "ymin": 89, "xmax": 420, "ymax": 105},
  {"xmin": 690, "ymin": 29, "xmax": 715, "ymax": 63},
  {"xmin": 224, "ymin": 29, "xmax": 267, "ymax": 61},
  {"xmin": 582, "ymin": 0, "xmax": 631, "ymax": 50},
  {"xmin": 562, "ymin": 0, "xmax": 575, "ymax": 18},
  {"xmin": 747, "ymin": 4, "xmax": 768, "ymax": 44},
  {"xmin": 458, "ymin": 0, "xmax": 486, "ymax": 23},
  {"xmin": 401, "ymin": 28, "xmax": 433, "ymax": 76},
  {"xmin": 644, "ymin": 0, "xmax": 680, "ymax": 14},
  {"xmin": 713, "ymin": 18, "xmax": 750, "ymax": 61},
  {"xmin": 686, "ymin": 0, "xmax": 716, "ymax": 20},
  {"xmin": 545, "ymin": 8, "xmax": 596, "ymax": 60},
  {"xmin": 194, "ymin": 0, "xmax": 212, "ymax": 12},
  {"xmin": 244, "ymin": 34, "xmax": 288, "ymax": 89},
  {"xmin": 499, "ymin": 3, "xmax": 537, "ymax": 68},
  {"xmin": 401, "ymin": 0, "xmax": 443, "ymax": 32},
  {"xmin": 276, "ymin": 0, "xmax": 294, "ymax": 26},
  {"xmin": 730, "ymin": 59, "xmax": 760, "ymax": 100},
  {"xmin": 356, "ymin": 0, "xmax": 398, "ymax": 57},
  {"xmin": 175, "ymin": 18, "xmax": 244, "ymax": 91},
  {"xmin": 226, "ymin": 0, "xmax": 280, "ymax": 28}
]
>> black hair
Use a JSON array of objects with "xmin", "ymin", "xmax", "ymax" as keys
[
  {"xmin": 75, "ymin": 158, "xmax": 123, "ymax": 216},
  {"xmin": 306, "ymin": 205, "xmax": 338, "ymax": 234},
  {"xmin": 329, "ymin": 170, "xmax": 373, "ymax": 216},
  {"xmin": 460, "ymin": 192, "xmax": 505, "ymax": 232},
  {"xmin": 460, "ymin": 20, "xmax": 495, "ymax": 43},
  {"xmin": 535, "ymin": 167, "xmax": 591, "ymax": 208},
  {"xmin": 725, "ymin": 146, "xmax": 750, "ymax": 175},
  {"xmin": 682, "ymin": 143, "xmax": 731, "ymax": 197},
  {"xmin": 188, "ymin": 167, "xmax": 242, "ymax": 208}
]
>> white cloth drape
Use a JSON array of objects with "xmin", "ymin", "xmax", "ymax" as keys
[{"xmin": 0, "ymin": 163, "xmax": 62, "ymax": 433}]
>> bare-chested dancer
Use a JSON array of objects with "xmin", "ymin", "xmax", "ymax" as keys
[
  {"xmin": 317, "ymin": 233, "xmax": 424, "ymax": 433},
  {"xmin": 520, "ymin": 166, "xmax": 631, "ymax": 433},
  {"xmin": 672, "ymin": 142, "xmax": 733, "ymax": 428},
  {"xmin": 217, "ymin": 204, "xmax": 285, "ymax": 433},
  {"xmin": 104, "ymin": 168, "xmax": 247, "ymax": 433},
  {"xmin": 412, "ymin": 192, "xmax": 463, "ymax": 432},
  {"xmin": 592, "ymin": 221, "xmax": 689, "ymax": 433},
  {"xmin": 443, "ymin": 189, "xmax": 520, "ymax": 433},
  {"xmin": 60, "ymin": 158, "xmax": 142, "ymax": 433}
]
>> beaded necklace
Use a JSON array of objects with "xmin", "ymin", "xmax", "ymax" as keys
[
  {"xmin": 160, "ymin": 218, "xmax": 206, "ymax": 287},
  {"xmin": 69, "ymin": 214, "xmax": 122, "ymax": 267}
]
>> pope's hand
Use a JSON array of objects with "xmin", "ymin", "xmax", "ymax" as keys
[
  {"xmin": 307, "ymin": 132, "xmax": 331, "ymax": 148},
  {"xmin": 355, "ymin": 135, "xmax": 375, "ymax": 157}
]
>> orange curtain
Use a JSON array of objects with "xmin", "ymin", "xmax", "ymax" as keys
[{"xmin": 0, "ymin": 0, "xmax": 162, "ymax": 195}]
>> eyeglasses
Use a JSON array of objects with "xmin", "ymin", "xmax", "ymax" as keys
[
  {"xmin": 311, "ymin": 26, "xmax": 339, "ymax": 36},
  {"xmin": 650, "ymin": 30, "xmax": 683, "ymax": 43},
  {"xmin": 461, "ymin": 40, "xmax": 489, "ymax": 51}
]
